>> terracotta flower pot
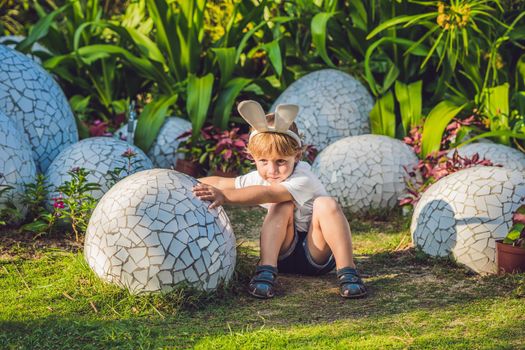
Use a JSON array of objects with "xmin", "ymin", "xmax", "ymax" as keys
[
  {"xmin": 496, "ymin": 240, "xmax": 525, "ymax": 274},
  {"xmin": 174, "ymin": 159, "xmax": 201, "ymax": 178}
]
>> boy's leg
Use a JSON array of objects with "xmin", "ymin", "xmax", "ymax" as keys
[
  {"xmin": 306, "ymin": 197, "xmax": 355, "ymax": 269},
  {"xmin": 306, "ymin": 197, "xmax": 366, "ymax": 298},
  {"xmin": 259, "ymin": 201, "xmax": 296, "ymax": 267},
  {"xmin": 248, "ymin": 201, "xmax": 295, "ymax": 298}
]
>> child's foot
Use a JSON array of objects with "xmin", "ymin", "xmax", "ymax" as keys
[
  {"xmin": 336, "ymin": 267, "xmax": 367, "ymax": 299},
  {"xmin": 248, "ymin": 265, "xmax": 278, "ymax": 299}
]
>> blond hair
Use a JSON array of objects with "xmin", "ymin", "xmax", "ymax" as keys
[{"xmin": 246, "ymin": 113, "xmax": 303, "ymax": 158}]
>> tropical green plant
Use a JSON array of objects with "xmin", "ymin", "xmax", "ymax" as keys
[
  {"xmin": 369, "ymin": 76, "xmax": 467, "ymax": 157},
  {"xmin": 367, "ymin": 0, "xmax": 501, "ymax": 70},
  {"xmin": 70, "ymin": 0, "xmax": 293, "ymax": 154},
  {"xmin": 17, "ymin": 0, "xmax": 147, "ymax": 134},
  {"xmin": 364, "ymin": 0, "xmax": 525, "ymax": 156}
]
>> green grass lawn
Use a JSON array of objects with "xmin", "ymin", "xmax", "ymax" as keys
[{"xmin": 1, "ymin": 207, "xmax": 524, "ymax": 349}]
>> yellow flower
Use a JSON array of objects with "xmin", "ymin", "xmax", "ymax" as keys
[
  {"xmin": 438, "ymin": 2, "xmax": 445, "ymax": 14},
  {"xmin": 437, "ymin": 13, "xmax": 447, "ymax": 27}
]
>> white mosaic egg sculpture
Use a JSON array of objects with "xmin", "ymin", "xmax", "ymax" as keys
[
  {"xmin": 0, "ymin": 35, "xmax": 51, "ymax": 63},
  {"xmin": 270, "ymin": 69, "xmax": 373, "ymax": 150},
  {"xmin": 448, "ymin": 143, "xmax": 525, "ymax": 171},
  {"xmin": 0, "ymin": 45, "xmax": 78, "ymax": 172},
  {"xmin": 0, "ymin": 111, "xmax": 37, "ymax": 211},
  {"xmin": 115, "ymin": 116, "xmax": 191, "ymax": 168},
  {"xmin": 411, "ymin": 166, "xmax": 525, "ymax": 274},
  {"xmin": 84, "ymin": 169, "xmax": 236, "ymax": 293},
  {"xmin": 45, "ymin": 137, "xmax": 153, "ymax": 202},
  {"xmin": 312, "ymin": 134, "xmax": 418, "ymax": 213}
]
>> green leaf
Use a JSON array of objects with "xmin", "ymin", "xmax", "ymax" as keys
[
  {"xmin": 455, "ymin": 130, "xmax": 525, "ymax": 148},
  {"xmin": 504, "ymin": 223, "xmax": 525, "ymax": 244},
  {"xmin": 367, "ymin": 13, "xmax": 436, "ymax": 39},
  {"xmin": 69, "ymin": 95, "xmax": 91, "ymax": 112},
  {"xmin": 21, "ymin": 220, "xmax": 50, "ymax": 234},
  {"xmin": 348, "ymin": 0, "xmax": 367, "ymax": 31},
  {"xmin": 135, "ymin": 94, "xmax": 179, "ymax": 152},
  {"xmin": 395, "ymin": 80, "xmax": 422, "ymax": 134},
  {"xmin": 235, "ymin": 16, "xmax": 293, "ymax": 63},
  {"xmin": 262, "ymin": 40, "xmax": 283, "ymax": 77},
  {"xmin": 370, "ymin": 92, "xmax": 395, "ymax": 137},
  {"xmin": 121, "ymin": 26, "xmax": 166, "ymax": 65},
  {"xmin": 43, "ymin": 54, "xmax": 73, "ymax": 70},
  {"xmin": 186, "ymin": 73, "xmax": 214, "ymax": 139},
  {"xmin": 74, "ymin": 44, "xmax": 172, "ymax": 92},
  {"xmin": 212, "ymin": 47, "xmax": 236, "ymax": 87},
  {"xmin": 484, "ymin": 83, "xmax": 509, "ymax": 118},
  {"xmin": 311, "ymin": 12, "xmax": 336, "ymax": 67},
  {"xmin": 382, "ymin": 64, "xmax": 399, "ymax": 93},
  {"xmin": 421, "ymin": 101, "xmax": 466, "ymax": 158},
  {"xmin": 213, "ymin": 77, "xmax": 252, "ymax": 129},
  {"xmin": 518, "ymin": 54, "xmax": 525, "ymax": 88},
  {"xmin": 147, "ymin": 0, "xmax": 182, "ymax": 79},
  {"xmin": 516, "ymin": 91, "xmax": 525, "ymax": 117},
  {"xmin": 16, "ymin": 3, "xmax": 71, "ymax": 52},
  {"xmin": 364, "ymin": 37, "xmax": 427, "ymax": 95}
]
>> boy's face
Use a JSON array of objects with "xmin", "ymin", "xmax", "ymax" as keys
[{"xmin": 253, "ymin": 153, "xmax": 300, "ymax": 184}]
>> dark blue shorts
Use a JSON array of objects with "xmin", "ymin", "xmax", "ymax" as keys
[{"xmin": 277, "ymin": 229, "xmax": 336, "ymax": 276}]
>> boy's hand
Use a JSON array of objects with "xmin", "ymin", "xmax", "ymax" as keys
[{"xmin": 192, "ymin": 182, "xmax": 226, "ymax": 209}]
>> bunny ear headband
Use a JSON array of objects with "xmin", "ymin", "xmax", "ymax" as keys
[{"xmin": 237, "ymin": 100, "xmax": 302, "ymax": 146}]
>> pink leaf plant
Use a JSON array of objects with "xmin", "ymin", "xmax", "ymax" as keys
[{"xmin": 401, "ymin": 115, "xmax": 496, "ymax": 208}]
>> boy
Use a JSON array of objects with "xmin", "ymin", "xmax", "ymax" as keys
[{"xmin": 192, "ymin": 100, "xmax": 366, "ymax": 299}]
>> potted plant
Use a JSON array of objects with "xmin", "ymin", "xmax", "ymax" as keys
[
  {"xmin": 496, "ymin": 205, "xmax": 525, "ymax": 274},
  {"xmin": 174, "ymin": 132, "xmax": 207, "ymax": 177},
  {"xmin": 175, "ymin": 126, "xmax": 213, "ymax": 177}
]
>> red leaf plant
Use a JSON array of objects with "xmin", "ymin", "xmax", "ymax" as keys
[
  {"xmin": 400, "ymin": 115, "xmax": 497, "ymax": 208},
  {"xmin": 89, "ymin": 119, "xmax": 112, "ymax": 137},
  {"xmin": 177, "ymin": 125, "xmax": 252, "ymax": 174}
]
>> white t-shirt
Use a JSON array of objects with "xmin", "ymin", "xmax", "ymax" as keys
[{"xmin": 234, "ymin": 161, "xmax": 328, "ymax": 232}]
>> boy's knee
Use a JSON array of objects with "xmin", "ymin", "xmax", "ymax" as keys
[
  {"xmin": 313, "ymin": 196, "xmax": 340, "ymax": 215},
  {"xmin": 268, "ymin": 201, "xmax": 295, "ymax": 215}
]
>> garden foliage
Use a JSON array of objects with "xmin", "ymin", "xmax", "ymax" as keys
[
  {"xmin": 0, "ymin": 150, "xmax": 147, "ymax": 241},
  {"xmin": 4, "ymin": 0, "xmax": 525, "ymax": 173}
]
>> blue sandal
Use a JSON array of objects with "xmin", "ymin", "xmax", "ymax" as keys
[
  {"xmin": 337, "ymin": 267, "xmax": 367, "ymax": 299},
  {"xmin": 248, "ymin": 265, "xmax": 278, "ymax": 299}
]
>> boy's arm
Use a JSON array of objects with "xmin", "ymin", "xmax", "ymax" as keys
[
  {"xmin": 192, "ymin": 183, "xmax": 293, "ymax": 209},
  {"xmin": 197, "ymin": 176, "xmax": 236, "ymax": 190},
  {"xmin": 222, "ymin": 185, "xmax": 293, "ymax": 205}
]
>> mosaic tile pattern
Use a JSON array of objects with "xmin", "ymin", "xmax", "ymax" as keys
[
  {"xmin": 45, "ymin": 137, "xmax": 153, "ymax": 202},
  {"xmin": 0, "ymin": 35, "xmax": 50, "ymax": 64},
  {"xmin": 312, "ymin": 134, "xmax": 418, "ymax": 213},
  {"xmin": 84, "ymin": 169, "xmax": 236, "ymax": 294},
  {"xmin": 448, "ymin": 143, "xmax": 525, "ymax": 171},
  {"xmin": 411, "ymin": 166, "xmax": 525, "ymax": 274},
  {"xmin": 115, "ymin": 117, "xmax": 191, "ymax": 168},
  {"xmin": 270, "ymin": 69, "xmax": 373, "ymax": 151},
  {"xmin": 0, "ymin": 111, "xmax": 36, "ymax": 211},
  {"xmin": 0, "ymin": 45, "xmax": 78, "ymax": 172}
]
